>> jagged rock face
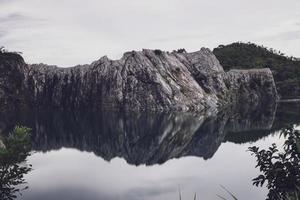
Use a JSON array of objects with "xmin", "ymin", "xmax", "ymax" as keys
[
  {"xmin": 0, "ymin": 48, "xmax": 277, "ymax": 112},
  {"xmin": 225, "ymin": 69, "xmax": 278, "ymax": 105},
  {"xmin": 0, "ymin": 53, "xmax": 27, "ymax": 111}
]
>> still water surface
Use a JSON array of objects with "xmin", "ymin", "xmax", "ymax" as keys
[{"xmin": 1, "ymin": 102, "xmax": 300, "ymax": 200}]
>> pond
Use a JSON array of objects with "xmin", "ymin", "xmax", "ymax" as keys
[{"xmin": 0, "ymin": 101, "xmax": 299, "ymax": 200}]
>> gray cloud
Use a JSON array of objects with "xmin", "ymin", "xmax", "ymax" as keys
[
  {"xmin": 261, "ymin": 28, "xmax": 300, "ymax": 42},
  {"xmin": 0, "ymin": 30, "xmax": 6, "ymax": 38},
  {"xmin": 0, "ymin": 12, "xmax": 47, "ymax": 45},
  {"xmin": 277, "ymin": 29, "xmax": 300, "ymax": 41},
  {"xmin": 0, "ymin": 12, "xmax": 46, "ymax": 26},
  {"xmin": 23, "ymin": 187, "xmax": 115, "ymax": 200},
  {"xmin": 125, "ymin": 186, "xmax": 175, "ymax": 200},
  {"xmin": 150, "ymin": 33, "xmax": 210, "ymax": 43},
  {"xmin": 0, "ymin": 0, "xmax": 15, "ymax": 3},
  {"xmin": 0, "ymin": 13, "xmax": 24, "ymax": 23},
  {"xmin": 295, "ymin": 22, "xmax": 300, "ymax": 27},
  {"xmin": 0, "ymin": 0, "xmax": 299, "ymax": 66}
]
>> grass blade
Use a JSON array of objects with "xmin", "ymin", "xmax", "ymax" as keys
[{"xmin": 220, "ymin": 185, "xmax": 238, "ymax": 200}]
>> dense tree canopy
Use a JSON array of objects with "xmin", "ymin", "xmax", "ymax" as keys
[{"xmin": 213, "ymin": 42, "xmax": 300, "ymax": 99}]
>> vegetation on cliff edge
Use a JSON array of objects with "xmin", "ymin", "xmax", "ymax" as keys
[{"xmin": 213, "ymin": 42, "xmax": 300, "ymax": 99}]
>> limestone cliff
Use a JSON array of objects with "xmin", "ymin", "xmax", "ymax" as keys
[{"xmin": 0, "ymin": 48, "xmax": 277, "ymax": 112}]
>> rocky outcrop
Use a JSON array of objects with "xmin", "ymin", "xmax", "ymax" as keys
[
  {"xmin": 0, "ymin": 53, "xmax": 27, "ymax": 111},
  {"xmin": 0, "ymin": 48, "xmax": 277, "ymax": 112},
  {"xmin": 225, "ymin": 69, "xmax": 278, "ymax": 106}
]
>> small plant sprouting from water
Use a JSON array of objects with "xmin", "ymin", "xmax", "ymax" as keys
[
  {"xmin": 177, "ymin": 186, "xmax": 197, "ymax": 200},
  {"xmin": 216, "ymin": 185, "xmax": 238, "ymax": 200}
]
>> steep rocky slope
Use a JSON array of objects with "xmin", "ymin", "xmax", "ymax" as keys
[
  {"xmin": 213, "ymin": 42, "xmax": 300, "ymax": 99},
  {"xmin": 0, "ymin": 48, "xmax": 277, "ymax": 112},
  {"xmin": 0, "ymin": 52, "xmax": 27, "ymax": 111}
]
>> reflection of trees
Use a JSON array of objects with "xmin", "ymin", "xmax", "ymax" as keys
[
  {"xmin": 249, "ymin": 127, "xmax": 300, "ymax": 200},
  {"xmin": 0, "ymin": 126, "xmax": 32, "ymax": 200}
]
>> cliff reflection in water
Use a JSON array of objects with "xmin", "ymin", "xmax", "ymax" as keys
[{"xmin": 0, "ymin": 101, "xmax": 292, "ymax": 166}]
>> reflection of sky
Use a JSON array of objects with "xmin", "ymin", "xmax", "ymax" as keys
[
  {"xmin": 20, "ymin": 133, "xmax": 284, "ymax": 200},
  {"xmin": 0, "ymin": 0, "xmax": 300, "ymax": 66}
]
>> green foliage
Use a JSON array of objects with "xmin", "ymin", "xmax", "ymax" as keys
[
  {"xmin": 213, "ymin": 42, "xmax": 300, "ymax": 99},
  {"xmin": 248, "ymin": 127, "xmax": 300, "ymax": 200},
  {"xmin": 0, "ymin": 46, "xmax": 22, "ymax": 55},
  {"xmin": 154, "ymin": 49, "xmax": 163, "ymax": 55},
  {"xmin": 175, "ymin": 48, "xmax": 187, "ymax": 53},
  {"xmin": 0, "ymin": 46, "xmax": 5, "ymax": 53},
  {"xmin": 0, "ymin": 126, "xmax": 31, "ymax": 162},
  {"xmin": 0, "ymin": 46, "xmax": 23, "ymax": 63},
  {"xmin": 0, "ymin": 126, "xmax": 32, "ymax": 200}
]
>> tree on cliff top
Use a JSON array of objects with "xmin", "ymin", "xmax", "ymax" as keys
[
  {"xmin": 0, "ymin": 47, "xmax": 23, "ymax": 62},
  {"xmin": 213, "ymin": 42, "xmax": 300, "ymax": 99}
]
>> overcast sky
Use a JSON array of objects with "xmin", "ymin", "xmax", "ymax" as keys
[{"xmin": 1, "ymin": 0, "xmax": 300, "ymax": 67}]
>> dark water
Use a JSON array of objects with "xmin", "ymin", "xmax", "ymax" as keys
[{"xmin": 1, "ymin": 102, "xmax": 300, "ymax": 200}]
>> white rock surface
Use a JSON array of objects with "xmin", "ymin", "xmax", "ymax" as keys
[{"xmin": 0, "ymin": 48, "xmax": 278, "ymax": 112}]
